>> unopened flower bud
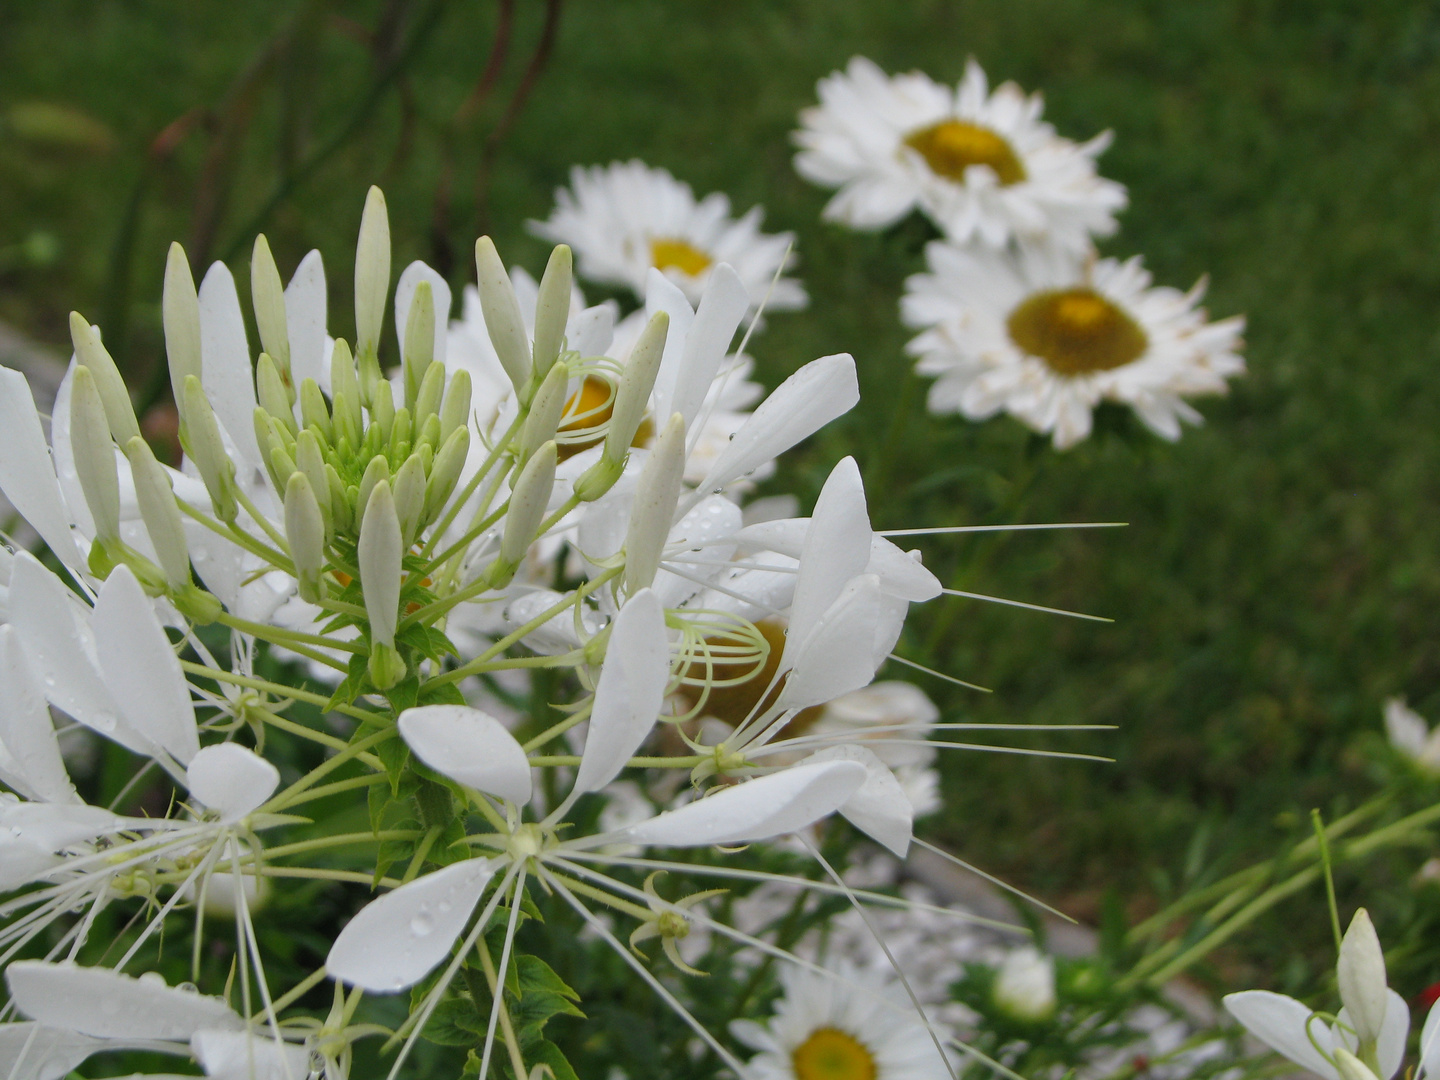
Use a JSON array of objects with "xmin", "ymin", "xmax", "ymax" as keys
[
  {"xmin": 623, "ymin": 413, "xmax": 685, "ymax": 596},
  {"xmin": 330, "ymin": 339, "xmax": 363, "ymax": 450},
  {"xmin": 256, "ymin": 353, "xmax": 295, "ymax": 431},
  {"xmin": 354, "ymin": 186, "xmax": 390, "ymax": 392},
  {"xmin": 370, "ymin": 379, "xmax": 395, "ymax": 443},
  {"xmin": 402, "ymin": 280, "xmax": 435, "ymax": 410},
  {"xmin": 70, "ymin": 366, "xmax": 120, "ymax": 545},
  {"xmin": 124, "ymin": 436, "xmax": 189, "ymax": 590},
  {"xmin": 531, "ymin": 244, "xmax": 573, "ymax": 382},
  {"xmin": 415, "ymin": 413, "xmax": 442, "ymax": 456},
  {"xmin": 475, "ymin": 236, "xmax": 532, "ymax": 398},
  {"xmin": 603, "ymin": 311, "xmax": 667, "ymax": 463},
  {"xmin": 520, "ymin": 361, "xmax": 570, "ymax": 461},
  {"xmin": 993, "ymin": 947, "xmax": 1056, "ymax": 1023},
  {"xmin": 392, "ymin": 453, "xmax": 427, "ymax": 546},
  {"xmin": 1335, "ymin": 1049, "xmax": 1382, "ymax": 1080},
  {"xmin": 425, "ymin": 426, "xmax": 469, "ymax": 522},
  {"xmin": 1338, "ymin": 908, "xmax": 1388, "ymax": 1047},
  {"xmin": 285, "ymin": 472, "xmax": 327, "ymax": 604},
  {"xmin": 181, "ymin": 376, "xmax": 236, "ymax": 522},
  {"xmin": 440, "ymin": 368, "xmax": 472, "ymax": 442},
  {"xmin": 494, "ymin": 441, "xmax": 556, "ymax": 586},
  {"xmin": 355, "ymin": 455, "xmax": 391, "ymax": 526},
  {"xmin": 69, "ymin": 312, "xmax": 139, "ymax": 443},
  {"xmin": 358, "ymin": 479, "xmax": 402, "ymax": 653},
  {"xmin": 326, "ymin": 464, "xmax": 352, "ymax": 535},
  {"xmin": 413, "ymin": 358, "xmax": 445, "ymax": 431},
  {"xmin": 251, "ymin": 234, "xmax": 290, "ymax": 378},
  {"xmin": 268, "ymin": 443, "xmax": 297, "ymax": 497},
  {"xmin": 389, "ymin": 407, "xmax": 412, "ymax": 459},
  {"xmin": 163, "ymin": 242, "xmax": 202, "ymax": 415},
  {"xmin": 293, "ymin": 429, "xmax": 332, "ymax": 533},
  {"xmin": 299, "ymin": 378, "xmax": 332, "ymax": 442}
]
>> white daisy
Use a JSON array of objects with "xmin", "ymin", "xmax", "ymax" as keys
[
  {"xmin": 732, "ymin": 960, "xmax": 952, "ymax": 1080},
  {"xmin": 794, "ymin": 56, "xmax": 1127, "ymax": 254},
  {"xmin": 903, "ymin": 241, "xmax": 1245, "ymax": 449},
  {"xmin": 529, "ymin": 160, "xmax": 807, "ymax": 312}
]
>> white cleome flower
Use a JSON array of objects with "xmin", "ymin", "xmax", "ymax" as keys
[
  {"xmin": 731, "ymin": 960, "xmax": 953, "ymax": 1080},
  {"xmin": 903, "ymin": 241, "xmax": 1245, "ymax": 449},
  {"xmin": 1383, "ymin": 697, "xmax": 1440, "ymax": 773},
  {"xmin": 793, "ymin": 56, "xmax": 1127, "ymax": 253},
  {"xmin": 528, "ymin": 160, "xmax": 807, "ymax": 312}
]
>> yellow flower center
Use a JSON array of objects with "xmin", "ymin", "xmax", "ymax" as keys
[
  {"xmin": 555, "ymin": 375, "xmax": 653, "ymax": 460},
  {"xmin": 792, "ymin": 1027, "xmax": 878, "ymax": 1080},
  {"xmin": 678, "ymin": 619, "xmax": 822, "ymax": 733},
  {"xmin": 1006, "ymin": 288, "xmax": 1148, "ymax": 376},
  {"xmin": 904, "ymin": 119, "xmax": 1026, "ymax": 185},
  {"xmin": 650, "ymin": 238, "xmax": 713, "ymax": 278}
]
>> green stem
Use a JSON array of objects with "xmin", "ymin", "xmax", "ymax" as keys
[{"xmin": 215, "ymin": 609, "xmax": 365, "ymax": 656}]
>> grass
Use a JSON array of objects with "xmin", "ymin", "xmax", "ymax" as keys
[{"xmin": 5, "ymin": 0, "xmax": 1440, "ymax": 993}]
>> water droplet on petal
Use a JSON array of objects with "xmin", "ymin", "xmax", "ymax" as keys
[{"xmin": 410, "ymin": 910, "xmax": 434, "ymax": 937}]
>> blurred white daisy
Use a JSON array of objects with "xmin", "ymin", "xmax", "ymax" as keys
[
  {"xmin": 794, "ymin": 56, "xmax": 1127, "ymax": 254},
  {"xmin": 903, "ymin": 241, "xmax": 1245, "ymax": 449},
  {"xmin": 732, "ymin": 961, "xmax": 953, "ymax": 1080},
  {"xmin": 1384, "ymin": 697, "xmax": 1440, "ymax": 773},
  {"xmin": 529, "ymin": 160, "xmax": 807, "ymax": 312}
]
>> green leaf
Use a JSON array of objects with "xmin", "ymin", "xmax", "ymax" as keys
[{"xmin": 519, "ymin": 1039, "xmax": 578, "ymax": 1080}]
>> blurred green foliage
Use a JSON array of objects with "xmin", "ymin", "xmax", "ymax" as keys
[{"xmin": 5, "ymin": 0, "xmax": 1440, "ymax": 998}]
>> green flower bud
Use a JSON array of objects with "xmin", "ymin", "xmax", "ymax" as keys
[
  {"xmin": 370, "ymin": 379, "xmax": 395, "ymax": 443},
  {"xmin": 415, "ymin": 413, "xmax": 442, "ymax": 456},
  {"xmin": 495, "ymin": 440, "xmax": 556, "ymax": 585},
  {"xmin": 623, "ymin": 412, "xmax": 685, "ymax": 596},
  {"xmin": 355, "ymin": 454, "xmax": 390, "ymax": 524},
  {"xmin": 392, "ymin": 453, "xmax": 427, "ymax": 546},
  {"xmin": 256, "ymin": 353, "xmax": 296, "ymax": 431},
  {"xmin": 413, "ymin": 357, "xmax": 445, "ymax": 431},
  {"xmin": 354, "ymin": 186, "xmax": 390, "ymax": 392},
  {"xmin": 358, "ymin": 479, "xmax": 401, "ymax": 650},
  {"xmin": 603, "ymin": 311, "xmax": 667, "ymax": 463},
  {"xmin": 284, "ymin": 472, "xmax": 327, "ymax": 604},
  {"xmin": 124, "ymin": 436, "xmax": 190, "ymax": 590},
  {"xmin": 402, "ymin": 279, "xmax": 435, "ymax": 411},
  {"xmin": 389, "ymin": 406, "xmax": 412, "ymax": 459},
  {"xmin": 520, "ymin": 360, "xmax": 570, "ymax": 461},
  {"xmin": 299, "ymin": 378, "xmax": 332, "ymax": 443},
  {"xmin": 69, "ymin": 312, "xmax": 139, "ymax": 443},
  {"xmin": 251, "ymin": 234, "xmax": 290, "ymax": 378},
  {"xmin": 475, "ymin": 236, "xmax": 532, "ymax": 397},
  {"xmin": 424, "ymin": 426, "xmax": 469, "ymax": 522},
  {"xmin": 531, "ymin": 244, "xmax": 573, "ymax": 383},
  {"xmin": 293, "ymin": 429, "xmax": 332, "ymax": 536},
  {"xmin": 70, "ymin": 366, "xmax": 120, "ymax": 544},
  {"xmin": 325, "ymin": 463, "xmax": 352, "ymax": 535},
  {"xmin": 440, "ymin": 368, "xmax": 472, "ymax": 442},
  {"xmin": 163, "ymin": 242, "xmax": 202, "ymax": 416},
  {"xmin": 181, "ymin": 376, "xmax": 237, "ymax": 522},
  {"xmin": 330, "ymin": 339, "xmax": 363, "ymax": 450}
]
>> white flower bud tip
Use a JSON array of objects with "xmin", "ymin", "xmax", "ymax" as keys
[
  {"xmin": 69, "ymin": 312, "xmax": 139, "ymax": 443},
  {"xmin": 439, "ymin": 367, "xmax": 472, "ymax": 442},
  {"xmin": 251, "ymin": 233, "xmax": 291, "ymax": 376},
  {"xmin": 497, "ymin": 441, "xmax": 557, "ymax": 581},
  {"xmin": 993, "ymin": 946, "xmax": 1057, "ymax": 1023},
  {"xmin": 623, "ymin": 412, "xmax": 686, "ymax": 596},
  {"xmin": 163, "ymin": 242, "xmax": 202, "ymax": 413},
  {"xmin": 403, "ymin": 279, "xmax": 436, "ymax": 409},
  {"xmin": 603, "ymin": 310, "xmax": 668, "ymax": 463},
  {"xmin": 284, "ymin": 472, "xmax": 327, "ymax": 604},
  {"xmin": 69, "ymin": 365, "xmax": 120, "ymax": 545},
  {"xmin": 531, "ymin": 243, "xmax": 573, "ymax": 381},
  {"xmin": 124, "ymin": 436, "xmax": 190, "ymax": 590},
  {"xmin": 475, "ymin": 235, "xmax": 533, "ymax": 397},
  {"xmin": 520, "ymin": 360, "xmax": 570, "ymax": 461},
  {"xmin": 1337, "ymin": 908, "xmax": 1388, "ymax": 1046},
  {"xmin": 358, "ymin": 479, "xmax": 402, "ymax": 650},
  {"xmin": 355, "ymin": 186, "xmax": 391, "ymax": 366},
  {"xmin": 181, "ymin": 375, "xmax": 236, "ymax": 522}
]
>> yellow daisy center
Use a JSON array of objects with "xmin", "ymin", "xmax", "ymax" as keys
[
  {"xmin": 1006, "ymin": 288, "xmax": 1148, "ymax": 376},
  {"xmin": 650, "ymin": 238, "xmax": 712, "ymax": 278},
  {"xmin": 904, "ymin": 119, "xmax": 1026, "ymax": 185},
  {"xmin": 792, "ymin": 1027, "xmax": 878, "ymax": 1080}
]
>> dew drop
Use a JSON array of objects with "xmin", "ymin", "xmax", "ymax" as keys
[
  {"xmin": 409, "ymin": 910, "xmax": 434, "ymax": 937},
  {"xmin": 91, "ymin": 711, "xmax": 117, "ymax": 733}
]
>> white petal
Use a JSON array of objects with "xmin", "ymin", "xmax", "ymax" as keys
[
  {"xmin": 644, "ymin": 270, "xmax": 695, "ymax": 423},
  {"xmin": 0, "ymin": 837, "xmax": 62, "ymax": 890},
  {"xmin": 1377, "ymin": 989, "xmax": 1411, "ymax": 1079},
  {"xmin": 6, "ymin": 961, "xmax": 243, "ymax": 1040},
  {"xmin": 622, "ymin": 759, "xmax": 866, "ymax": 847},
  {"xmin": 1418, "ymin": 997, "xmax": 1440, "ymax": 1080},
  {"xmin": 285, "ymin": 249, "xmax": 330, "ymax": 393},
  {"xmin": 698, "ymin": 353, "xmax": 859, "ymax": 492},
  {"xmin": 327, "ymin": 858, "xmax": 497, "ymax": 992},
  {"xmin": 93, "ymin": 564, "xmax": 199, "ymax": 764},
  {"xmin": 399, "ymin": 705, "xmax": 532, "ymax": 804},
  {"xmin": 0, "ymin": 801, "xmax": 122, "ymax": 849},
  {"xmin": 866, "ymin": 537, "xmax": 942, "ymax": 601},
  {"xmin": 801, "ymin": 744, "xmax": 913, "ymax": 857},
  {"xmin": 667, "ymin": 264, "xmax": 749, "ymax": 428},
  {"xmin": 8, "ymin": 554, "xmax": 147, "ymax": 754},
  {"xmin": 0, "ymin": 626, "xmax": 77, "ymax": 804},
  {"xmin": 573, "ymin": 589, "xmax": 669, "ymax": 795},
  {"xmin": 0, "ymin": 366, "xmax": 83, "ymax": 571},
  {"xmin": 778, "ymin": 575, "xmax": 884, "ymax": 710},
  {"xmin": 782, "ymin": 456, "xmax": 871, "ymax": 671},
  {"xmin": 0, "ymin": 1022, "xmax": 106, "ymax": 1080},
  {"xmin": 198, "ymin": 262, "xmax": 262, "ymax": 476},
  {"xmin": 395, "ymin": 261, "xmax": 453, "ymax": 368},
  {"xmin": 192, "ymin": 1029, "xmax": 311, "ymax": 1080},
  {"xmin": 186, "ymin": 744, "xmax": 279, "ymax": 822},
  {"xmin": 1222, "ymin": 990, "xmax": 1340, "ymax": 1080}
]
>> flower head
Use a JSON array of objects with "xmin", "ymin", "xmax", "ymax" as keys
[{"xmin": 794, "ymin": 57, "xmax": 1126, "ymax": 253}]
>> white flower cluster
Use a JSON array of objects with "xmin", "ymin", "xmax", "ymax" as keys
[
  {"xmin": 0, "ymin": 186, "xmax": 966, "ymax": 1080},
  {"xmin": 794, "ymin": 56, "xmax": 1245, "ymax": 449}
]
